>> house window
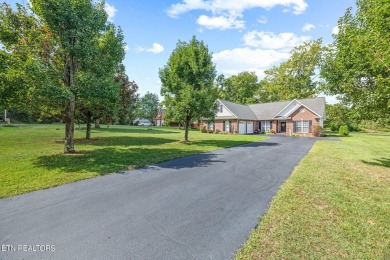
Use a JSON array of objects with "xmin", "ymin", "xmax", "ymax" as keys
[
  {"xmin": 218, "ymin": 105, "xmax": 223, "ymax": 113},
  {"xmin": 224, "ymin": 121, "xmax": 230, "ymax": 132},
  {"xmin": 296, "ymin": 120, "xmax": 310, "ymax": 133},
  {"xmin": 261, "ymin": 121, "xmax": 272, "ymax": 132},
  {"xmin": 208, "ymin": 122, "xmax": 214, "ymax": 131}
]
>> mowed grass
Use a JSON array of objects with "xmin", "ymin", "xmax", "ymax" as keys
[
  {"xmin": 236, "ymin": 132, "xmax": 390, "ymax": 259},
  {"xmin": 0, "ymin": 124, "xmax": 264, "ymax": 198}
]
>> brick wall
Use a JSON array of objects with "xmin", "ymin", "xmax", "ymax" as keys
[{"xmin": 289, "ymin": 105, "xmax": 320, "ymax": 136}]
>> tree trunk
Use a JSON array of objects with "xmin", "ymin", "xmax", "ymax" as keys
[
  {"xmin": 95, "ymin": 119, "xmax": 100, "ymax": 128},
  {"xmin": 184, "ymin": 112, "xmax": 191, "ymax": 143},
  {"xmin": 86, "ymin": 118, "xmax": 91, "ymax": 140},
  {"xmin": 184, "ymin": 121, "xmax": 189, "ymax": 143},
  {"xmin": 64, "ymin": 48, "xmax": 76, "ymax": 153},
  {"xmin": 64, "ymin": 94, "xmax": 75, "ymax": 153}
]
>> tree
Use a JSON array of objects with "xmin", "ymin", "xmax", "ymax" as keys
[
  {"xmin": 0, "ymin": 3, "xmax": 64, "ymax": 115},
  {"xmin": 321, "ymin": 0, "xmax": 389, "ymax": 121},
  {"xmin": 31, "ymin": 0, "xmax": 108, "ymax": 153},
  {"xmin": 116, "ymin": 74, "xmax": 139, "ymax": 125},
  {"xmin": 75, "ymin": 24, "xmax": 125, "ymax": 139},
  {"xmin": 136, "ymin": 92, "xmax": 159, "ymax": 124},
  {"xmin": 325, "ymin": 103, "xmax": 359, "ymax": 131},
  {"xmin": 159, "ymin": 36, "xmax": 217, "ymax": 142},
  {"xmin": 218, "ymin": 71, "xmax": 259, "ymax": 104},
  {"xmin": 259, "ymin": 39, "xmax": 324, "ymax": 102}
]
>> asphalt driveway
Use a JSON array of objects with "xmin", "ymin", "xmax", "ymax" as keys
[{"xmin": 0, "ymin": 136, "xmax": 319, "ymax": 260}]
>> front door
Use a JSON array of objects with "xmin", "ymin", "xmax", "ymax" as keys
[{"xmin": 280, "ymin": 121, "xmax": 286, "ymax": 132}]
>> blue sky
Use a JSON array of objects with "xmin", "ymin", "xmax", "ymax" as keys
[{"xmin": 7, "ymin": 0, "xmax": 357, "ymax": 103}]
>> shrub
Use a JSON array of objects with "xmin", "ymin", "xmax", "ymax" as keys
[
  {"xmin": 208, "ymin": 129, "xmax": 213, "ymax": 133},
  {"xmin": 199, "ymin": 126, "xmax": 207, "ymax": 133},
  {"xmin": 269, "ymin": 129, "xmax": 276, "ymax": 134},
  {"xmin": 339, "ymin": 125, "xmax": 350, "ymax": 136},
  {"xmin": 312, "ymin": 125, "xmax": 324, "ymax": 137},
  {"xmin": 347, "ymin": 123, "xmax": 360, "ymax": 132},
  {"xmin": 330, "ymin": 122, "xmax": 339, "ymax": 132},
  {"xmin": 215, "ymin": 129, "xmax": 221, "ymax": 134}
]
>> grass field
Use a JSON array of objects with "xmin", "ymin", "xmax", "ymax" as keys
[
  {"xmin": 0, "ymin": 124, "xmax": 264, "ymax": 198},
  {"xmin": 236, "ymin": 132, "xmax": 390, "ymax": 259}
]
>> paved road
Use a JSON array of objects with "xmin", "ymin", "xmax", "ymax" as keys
[{"xmin": 0, "ymin": 136, "xmax": 320, "ymax": 260}]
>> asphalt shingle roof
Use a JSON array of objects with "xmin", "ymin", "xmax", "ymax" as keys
[
  {"xmin": 218, "ymin": 99, "xmax": 258, "ymax": 120},
  {"xmin": 218, "ymin": 97, "xmax": 326, "ymax": 120}
]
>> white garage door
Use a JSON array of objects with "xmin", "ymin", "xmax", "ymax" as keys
[
  {"xmin": 246, "ymin": 122, "xmax": 254, "ymax": 134},
  {"xmin": 239, "ymin": 121, "xmax": 246, "ymax": 134}
]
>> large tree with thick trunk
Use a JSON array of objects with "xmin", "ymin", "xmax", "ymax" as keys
[
  {"xmin": 31, "ymin": 0, "xmax": 107, "ymax": 153},
  {"xmin": 159, "ymin": 36, "xmax": 217, "ymax": 143}
]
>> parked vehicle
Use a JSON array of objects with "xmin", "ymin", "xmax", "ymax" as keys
[{"xmin": 138, "ymin": 120, "xmax": 152, "ymax": 126}]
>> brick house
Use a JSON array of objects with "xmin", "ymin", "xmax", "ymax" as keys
[
  {"xmin": 154, "ymin": 108, "xmax": 165, "ymax": 126},
  {"xmin": 201, "ymin": 97, "xmax": 326, "ymax": 136}
]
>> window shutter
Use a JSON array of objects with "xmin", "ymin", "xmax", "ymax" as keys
[
  {"xmin": 223, "ymin": 121, "xmax": 225, "ymax": 131},
  {"xmin": 270, "ymin": 121, "xmax": 272, "ymax": 131},
  {"xmin": 293, "ymin": 121, "xmax": 296, "ymax": 132},
  {"xmin": 309, "ymin": 120, "xmax": 312, "ymax": 133}
]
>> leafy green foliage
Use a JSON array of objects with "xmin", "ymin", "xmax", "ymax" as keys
[
  {"xmin": 218, "ymin": 71, "xmax": 259, "ymax": 104},
  {"xmin": 339, "ymin": 125, "xmax": 350, "ymax": 136},
  {"xmin": 0, "ymin": 3, "xmax": 65, "ymax": 113},
  {"xmin": 136, "ymin": 92, "xmax": 159, "ymax": 124},
  {"xmin": 259, "ymin": 39, "xmax": 324, "ymax": 102},
  {"xmin": 325, "ymin": 103, "xmax": 360, "ymax": 132},
  {"xmin": 159, "ymin": 36, "xmax": 218, "ymax": 142},
  {"xmin": 321, "ymin": 0, "xmax": 390, "ymax": 121}
]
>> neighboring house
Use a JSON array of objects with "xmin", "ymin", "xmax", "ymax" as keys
[
  {"xmin": 154, "ymin": 108, "xmax": 165, "ymax": 127},
  {"xmin": 202, "ymin": 97, "xmax": 326, "ymax": 136}
]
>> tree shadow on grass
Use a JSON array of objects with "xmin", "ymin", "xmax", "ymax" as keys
[
  {"xmin": 361, "ymin": 157, "xmax": 390, "ymax": 168},
  {"xmin": 54, "ymin": 136, "xmax": 178, "ymax": 147},
  {"xmin": 91, "ymin": 127, "xmax": 179, "ymax": 134},
  {"xmin": 34, "ymin": 139, "xmax": 270, "ymax": 174}
]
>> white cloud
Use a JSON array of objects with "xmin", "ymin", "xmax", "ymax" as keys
[
  {"xmin": 197, "ymin": 14, "xmax": 245, "ymax": 30},
  {"xmin": 167, "ymin": 0, "xmax": 308, "ymax": 17},
  {"xmin": 167, "ymin": 0, "xmax": 308, "ymax": 30},
  {"xmin": 332, "ymin": 26, "xmax": 339, "ymax": 35},
  {"xmin": 302, "ymin": 23, "xmax": 315, "ymax": 32},
  {"xmin": 213, "ymin": 48, "xmax": 290, "ymax": 78},
  {"xmin": 104, "ymin": 2, "xmax": 117, "ymax": 22},
  {"xmin": 257, "ymin": 16, "xmax": 268, "ymax": 24},
  {"xmin": 243, "ymin": 31, "xmax": 311, "ymax": 50},
  {"xmin": 138, "ymin": 43, "xmax": 164, "ymax": 54}
]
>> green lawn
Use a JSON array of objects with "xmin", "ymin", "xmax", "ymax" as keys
[
  {"xmin": 236, "ymin": 132, "xmax": 390, "ymax": 259},
  {"xmin": 0, "ymin": 124, "xmax": 264, "ymax": 198}
]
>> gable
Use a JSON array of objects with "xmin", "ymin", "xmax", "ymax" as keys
[
  {"xmin": 273, "ymin": 100, "xmax": 302, "ymax": 118},
  {"xmin": 216, "ymin": 101, "xmax": 235, "ymax": 117},
  {"xmin": 273, "ymin": 99, "xmax": 323, "ymax": 119}
]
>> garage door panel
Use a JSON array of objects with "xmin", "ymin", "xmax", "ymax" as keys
[
  {"xmin": 239, "ymin": 121, "xmax": 246, "ymax": 134},
  {"xmin": 247, "ymin": 122, "xmax": 253, "ymax": 134}
]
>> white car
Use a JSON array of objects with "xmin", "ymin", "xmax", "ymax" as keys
[{"xmin": 138, "ymin": 120, "xmax": 152, "ymax": 126}]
